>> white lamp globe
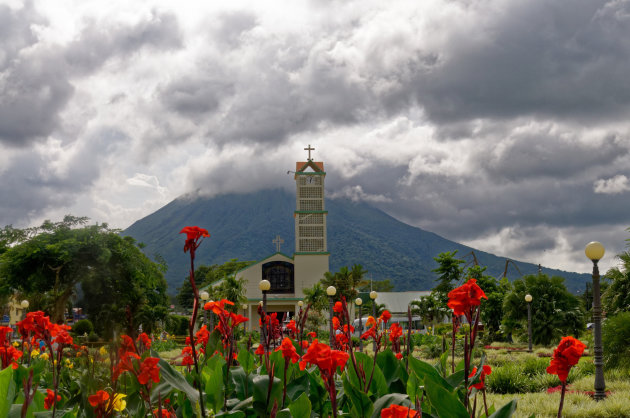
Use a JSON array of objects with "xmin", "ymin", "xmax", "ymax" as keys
[
  {"xmin": 585, "ymin": 241, "xmax": 605, "ymax": 261},
  {"xmin": 326, "ymin": 286, "xmax": 336, "ymax": 296}
]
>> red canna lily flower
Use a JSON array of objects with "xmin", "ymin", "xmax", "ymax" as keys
[
  {"xmin": 255, "ymin": 344, "xmax": 265, "ymax": 355},
  {"xmin": 137, "ymin": 357, "xmax": 161, "ymax": 385},
  {"xmin": 277, "ymin": 337, "xmax": 300, "ymax": 363},
  {"xmin": 469, "ymin": 365, "xmax": 492, "ymax": 390},
  {"xmin": 307, "ymin": 331, "xmax": 317, "ymax": 339},
  {"xmin": 180, "ymin": 226, "xmax": 210, "ymax": 253},
  {"xmin": 153, "ymin": 408, "xmax": 175, "ymax": 418},
  {"xmin": 332, "ymin": 316, "xmax": 341, "ymax": 330},
  {"xmin": 361, "ymin": 325, "xmax": 377, "ymax": 340},
  {"xmin": 395, "ymin": 352, "xmax": 403, "ymax": 360},
  {"xmin": 389, "ymin": 323, "xmax": 403, "ymax": 343},
  {"xmin": 379, "ymin": 310, "xmax": 392, "ymax": 324},
  {"xmin": 181, "ymin": 346, "xmax": 194, "ymax": 366},
  {"xmin": 88, "ymin": 390, "xmax": 109, "ymax": 407},
  {"xmin": 547, "ymin": 336, "xmax": 586, "ymax": 382},
  {"xmin": 137, "ymin": 333, "xmax": 152, "ymax": 350},
  {"xmin": 380, "ymin": 404, "xmax": 420, "ymax": 418},
  {"xmin": 447, "ymin": 279, "xmax": 487, "ymax": 321},
  {"xmin": 44, "ymin": 389, "xmax": 61, "ymax": 410},
  {"xmin": 333, "ymin": 301, "xmax": 343, "ymax": 313}
]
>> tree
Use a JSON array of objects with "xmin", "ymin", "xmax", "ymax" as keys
[
  {"xmin": 175, "ymin": 259, "xmax": 252, "ymax": 309},
  {"xmin": 603, "ymin": 234, "xmax": 630, "ymax": 316},
  {"xmin": 410, "ymin": 293, "xmax": 444, "ymax": 333},
  {"xmin": 321, "ymin": 264, "xmax": 367, "ymax": 303},
  {"xmin": 0, "ymin": 217, "xmax": 168, "ymax": 337},
  {"xmin": 502, "ymin": 274, "xmax": 585, "ymax": 345},
  {"xmin": 466, "ymin": 264, "xmax": 511, "ymax": 341},
  {"xmin": 359, "ymin": 279, "xmax": 394, "ymax": 292},
  {"xmin": 432, "ymin": 251, "xmax": 465, "ymax": 295}
]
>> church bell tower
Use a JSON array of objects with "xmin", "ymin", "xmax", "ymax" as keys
[
  {"xmin": 294, "ymin": 145, "xmax": 327, "ymax": 253},
  {"xmin": 293, "ymin": 144, "xmax": 329, "ymax": 289}
]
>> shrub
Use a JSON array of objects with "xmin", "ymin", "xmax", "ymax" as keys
[
  {"xmin": 486, "ymin": 364, "xmax": 530, "ymax": 394},
  {"xmin": 88, "ymin": 331, "xmax": 99, "ymax": 342},
  {"xmin": 166, "ymin": 314, "xmax": 189, "ymax": 336},
  {"xmin": 602, "ymin": 311, "xmax": 630, "ymax": 369},
  {"xmin": 72, "ymin": 319, "xmax": 94, "ymax": 336}
]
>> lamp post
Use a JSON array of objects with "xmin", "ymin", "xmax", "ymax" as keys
[
  {"xmin": 370, "ymin": 290, "xmax": 378, "ymax": 352},
  {"xmin": 326, "ymin": 286, "xmax": 336, "ymax": 347},
  {"xmin": 525, "ymin": 294, "xmax": 533, "ymax": 352},
  {"xmin": 200, "ymin": 291, "xmax": 209, "ymax": 326},
  {"xmin": 355, "ymin": 297, "xmax": 363, "ymax": 352},
  {"xmin": 585, "ymin": 241, "xmax": 606, "ymax": 400},
  {"xmin": 259, "ymin": 280, "xmax": 271, "ymax": 346},
  {"xmin": 20, "ymin": 300, "xmax": 29, "ymax": 321}
]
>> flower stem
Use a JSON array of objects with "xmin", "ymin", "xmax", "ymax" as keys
[{"xmin": 558, "ymin": 381, "xmax": 566, "ymax": 418}]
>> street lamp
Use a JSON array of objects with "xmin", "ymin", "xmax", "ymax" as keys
[
  {"xmin": 525, "ymin": 294, "xmax": 533, "ymax": 352},
  {"xmin": 370, "ymin": 290, "xmax": 378, "ymax": 352},
  {"xmin": 200, "ymin": 291, "xmax": 209, "ymax": 326},
  {"xmin": 585, "ymin": 241, "xmax": 606, "ymax": 400},
  {"xmin": 355, "ymin": 297, "xmax": 363, "ymax": 352},
  {"xmin": 326, "ymin": 286, "xmax": 336, "ymax": 346},
  {"xmin": 20, "ymin": 300, "xmax": 29, "ymax": 321},
  {"xmin": 297, "ymin": 300, "xmax": 304, "ymax": 308},
  {"xmin": 259, "ymin": 280, "xmax": 271, "ymax": 345}
]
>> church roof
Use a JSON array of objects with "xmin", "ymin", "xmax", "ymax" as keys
[
  {"xmin": 296, "ymin": 161, "xmax": 324, "ymax": 173},
  {"xmin": 235, "ymin": 251, "xmax": 294, "ymax": 274},
  {"xmin": 375, "ymin": 291, "xmax": 432, "ymax": 314}
]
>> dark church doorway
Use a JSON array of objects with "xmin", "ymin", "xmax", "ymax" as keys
[{"xmin": 262, "ymin": 261, "xmax": 294, "ymax": 294}]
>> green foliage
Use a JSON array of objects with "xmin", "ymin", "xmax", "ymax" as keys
[
  {"xmin": 176, "ymin": 259, "xmax": 252, "ymax": 309},
  {"xmin": 71, "ymin": 319, "xmax": 94, "ymax": 336},
  {"xmin": 0, "ymin": 218, "xmax": 169, "ymax": 336},
  {"xmin": 502, "ymin": 274, "xmax": 585, "ymax": 345},
  {"xmin": 602, "ymin": 311, "xmax": 630, "ymax": 369},
  {"xmin": 432, "ymin": 251, "xmax": 464, "ymax": 297},
  {"xmin": 166, "ymin": 314, "xmax": 189, "ymax": 336},
  {"xmin": 603, "ymin": 233, "xmax": 630, "ymax": 316}
]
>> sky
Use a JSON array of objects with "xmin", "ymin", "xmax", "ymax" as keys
[{"xmin": 2, "ymin": 0, "xmax": 630, "ymax": 274}]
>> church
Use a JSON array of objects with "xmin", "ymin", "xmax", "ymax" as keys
[{"xmin": 236, "ymin": 145, "xmax": 330, "ymax": 331}]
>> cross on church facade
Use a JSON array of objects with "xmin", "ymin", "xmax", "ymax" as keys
[
  {"xmin": 304, "ymin": 144, "xmax": 315, "ymax": 160},
  {"xmin": 273, "ymin": 235, "xmax": 284, "ymax": 252}
]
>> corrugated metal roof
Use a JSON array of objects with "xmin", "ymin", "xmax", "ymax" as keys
[{"xmin": 375, "ymin": 291, "xmax": 432, "ymax": 314}]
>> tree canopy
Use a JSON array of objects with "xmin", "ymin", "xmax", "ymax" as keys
[
  {"xmin": 0, "ymin": 217, "xmax": 168, "ymax": 337},
  {"xmin": 502, "ymin": 274, "xmax": 585, "ymax": 345},
  {"xmin": 603, "ymin": 230, "xmax": 630, "ymax": 316}
]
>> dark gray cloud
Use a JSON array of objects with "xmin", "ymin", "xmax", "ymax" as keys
[
  {"xmin": 0, "ymin": 5, "xmax": 182, "ymax": 147},
  {"xmin": 0, "ymin": 127, "xmax": 128, "ymax": 226},
  {"xmin": 64, "ymin": 10, "xmax": 182, "ymax": 75},
  {"xmin": 415, "ymin": 0, "xmax": 630, "ymax": 125}
]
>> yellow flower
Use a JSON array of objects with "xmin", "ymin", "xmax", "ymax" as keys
[
  {"xmin": 76, "ymin": 351, "xmax": 82, "ymax": 357},
  {"xmin": 12, "ymin": 341, "xmax": 19, "ymax": 347},
  {"xmin": 66, "ymin": 363, "xmax": 73, "ymax": 369},
  {"xmin": 65, "ymin": 358, "xmax": 71, "ymax": 364},
  {"xmin": 112, "ymin": 393, "xmax": 127, "ymax": 411},
  {"xmin": 99, "ymin": 346, "xmax": 108, "ymax": 356},
  {"xmin": 31, "ymin": 349, "xmax": 40, "ymax": 358},
  {"xmin": 40, "ymin": 353, "xmax": 49, "ymax": 361}
]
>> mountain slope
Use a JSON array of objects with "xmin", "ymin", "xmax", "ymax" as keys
[{"xmin": 123, "ymin": 189, "xmax": 590, "ymax": 293}]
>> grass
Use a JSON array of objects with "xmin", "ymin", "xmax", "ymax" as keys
[{"xmin": 486, "ymin": 377, "xmax": 630, "ymax": 417}]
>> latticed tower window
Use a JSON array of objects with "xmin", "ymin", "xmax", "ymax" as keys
[
  {"xmin": 299, "ymin": 200, "xmax": 323, "ymax": 211},
  {"xmin": 299, "ymin": 187, "xmax": 323, "ymax": 199},
  {"xmin": 299, "ymin": 225, "xmax": 324, "ymax": 237},
  {"xmin": 299, "ymin": 214, "xmax": 323, "ymax": 224},
  {"xmin": 299, "ymin": 238, "xmax": 324, "ymax": 252}
]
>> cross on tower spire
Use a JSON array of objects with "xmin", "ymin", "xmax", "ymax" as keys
[
  {"xmin": 304, "ymin": 144, "xmax": 315, "ymax": 160},
  {"xmin": 273, "ymin": 235, "xmax": 284, "ymax": 252}
]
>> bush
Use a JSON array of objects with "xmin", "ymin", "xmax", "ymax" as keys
[
  {"xmin": 602, "ymin": 311, "xmax": 630, "ymax": 369},
  {"xmin": 88, "ymin": 331, "xmax": 99, "ymax": 342},
  {"xmin": 486, "ymin": 364, "xmax": 531, "ymax": 394},
  {"xmin": 166, "ymin": 314, "xmax": 189, "ymax": 336},
  {"xmin": 72, "ymin": 319, "xmax": 94, "ymax": 336}
]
